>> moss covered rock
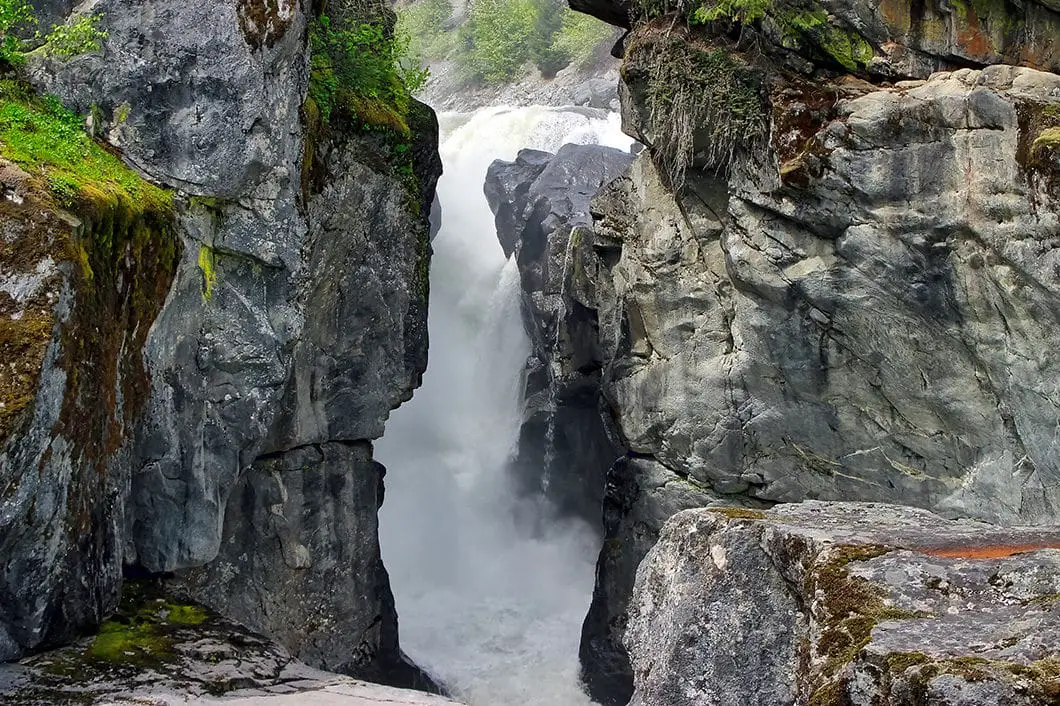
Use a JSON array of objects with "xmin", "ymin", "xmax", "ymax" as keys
[{"xmin": 0, "ymin": 80, "xmax": 179, "ymax": 660}]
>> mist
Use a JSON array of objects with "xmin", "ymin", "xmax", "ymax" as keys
[{"xmin": 375, "ymin": 106, "xmax": 633, "ymax": 706}]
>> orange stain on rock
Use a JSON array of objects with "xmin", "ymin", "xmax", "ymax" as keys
[{"xmin": 923, "ymin": 543, "xmax": 1060, "ymax": 559}]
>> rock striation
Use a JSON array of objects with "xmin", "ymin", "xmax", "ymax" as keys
[
  {"xmin": 490, "ymin": 1, "xmax": 1060, "ymax": 702},
  {"xmin": 626, "ymin": 502, "xmax": 1060, "ymax": 706},
  {"xmin": 1, "ymin": 0, "xmax": 440, "ymax": 689},
  {"xmin": 485, "ymin": 143, "xmax": 633, "ymax": 522}
]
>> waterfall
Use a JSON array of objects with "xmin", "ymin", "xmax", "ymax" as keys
[{"xmin": 376, "ymin": 105, "xmax": 632, "ymax": 706}]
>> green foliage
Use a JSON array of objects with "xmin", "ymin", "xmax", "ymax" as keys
[
  {"xmin": 0, "ymin": 80, "xmax": 171, "ymax": 213},
  {"xmin": 460, "ymin": 0, "xmax": 540, "ymax": 83},
  {"xmin": 779, "ymin": 9, "xmax": 873, "ymax": 71},
  {"xmin": 455, "ymin": 0, "xmax": 615, "ymax": 84},
  {"xmin": 692, "ymin": 0, "xmax": 772, "ymax": 24},
  {"xmin": 0, "ymin": 0, "xmax": 35, "ymax": 67},
  {"xmin": 308, "ymin": 14, "xmax": 428, "ymax": 131},
  {"xmin": 399, "ymin": 0, "xmax": 457, "ymax": 62},
  {"xmin": 548, "ymin": 9, "xmax": 615, "ymax": 69},
  {"xmin": 44, "ymin": 13, "xmax": 107, "ymax": 57}
]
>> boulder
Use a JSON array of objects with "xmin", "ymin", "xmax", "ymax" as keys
[{"xmin": 626, "ymin": 502, "xmax": 1060, "ymax": 706}]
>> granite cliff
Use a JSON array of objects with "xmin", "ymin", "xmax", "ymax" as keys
[
  {"xmin": 487, "ymin": 1, "xmax": 1060, "ymax": 702},
  {"xmin": 0, "ymin": 0, "xmax": 440, "ymax": 693}
]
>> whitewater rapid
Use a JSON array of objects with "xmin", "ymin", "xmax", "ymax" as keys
[{"xmin": 375, "ymin": 106, "xmax": 633, "ymax": 706}]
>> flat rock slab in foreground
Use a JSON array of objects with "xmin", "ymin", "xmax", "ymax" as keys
[
  {"xmin": 626, "ymin": 502, "xmax": 1060, "ymax": 706},
  {"xmin": 0, "ymin": 590, "xmax": 462, "ymax": 706}
]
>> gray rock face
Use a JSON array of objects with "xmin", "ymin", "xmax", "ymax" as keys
[
  {"xmin": 566, "ymin": 17, "xmax": 1060, "ymax": 702},
  {"xmin": 626, "ymin": 503, "xmax": 1060, "ymax": 706},
  {"xmin": 173, "ymin": 442, "xmax": 431, "ymax": 689},
  {"xmin": 578, "ymin": 457, "xmax": 720, "ymax": 706},
  {"xmin": 485, "ymin": 144, "xmax": 633, "ymax": 523},
  {"xmin": 2, "ymin": 0, "xmax": 440, "ymax": 684},
  {"xmin": 608, "ymin": 65, "xmax": 1060, "ymax": 524}
]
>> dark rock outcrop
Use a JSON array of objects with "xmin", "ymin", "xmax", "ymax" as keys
[
  {"xmin": 627, "ymin": 503, "xmax": 1060, "ymax": 706},
  {"xmin": 1, "ymin": 0, "xmax": 441, "ymax": 688},
  {"xmin": 485, "ymin": 144, "xmax": 633, "ymax": 523}
]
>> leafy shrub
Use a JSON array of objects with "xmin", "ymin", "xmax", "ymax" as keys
[
  {"xmin": 0, "ymin": 1, "xmax": 107, "ymax": 67},
  {"xmin": 454, "ymin": 0, "xmax": 615, "ymax": 84},
  {"xmin": 308, "ymin": 14, "xmax": 428, "ymax": 131},
  {"xmin": 44, "ymin": 13, "xmax": 107, "ymax": 58},
  {"xmin": 399, "ymin": 0, "xmax": 456, "ymax": 62},
  {"xmin": 460, "ymin": 0, "xmax": 539, "ymax": 84},
  {"xmin": 548, "ymin": 9, "xmax": 615, "ymax": 68},
  {"xmin": 0, "ymin": 0, "xmax": 35, "ymax": 67}
]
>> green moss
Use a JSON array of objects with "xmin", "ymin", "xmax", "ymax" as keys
[
  {"xmin": 950, "ymin": 0, "xmax": 1023, "ymax": 33},
  {"xmin": 708, "ymin": 506, "xmax": 767, "ymax": 520},
  {"xmin": 887, "ymin": 651, "xmax": 933, "ymax": 673},
  {"xmin": 780, "ymin": 10, "xmax": 873, "ymax": 71},
  {"xmin": 1033, "ymin": 127, "xmax": 1060, "ymax": 151},
  {"xmin": 114, "ymin": 102, "xmax": 131, "ymax": 124},
  {"xmin": 0, "ymin": 81, "xmax": 178, "ymax": 462},
  {"xmin": 87, "ymin": 619, "xmax": 172, "ymax": 663},
  {"xmin": 163, "ymin": 603, "xmax": 208, "ymax": 625},
  {"xmin": 0, "ymin": 80, "xmax": 171, "ymax": 216},
  {"xmin": 806, "ymin": 544, "xmax": 929, "ymax": 696},
  {"xmin": 806, "ymin": 679, "xmax": 844, "ymax": 706},
  {"xmin": 198, "ymin": 245, "xmax": 217, "ymax": 300}
]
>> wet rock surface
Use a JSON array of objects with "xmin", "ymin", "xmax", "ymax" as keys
[
  {"xmin": 626, "ymin": 502, "xmax": 1060, "ymax": 706},
  {"xmin": 485, "ymin": 144, "xmax": 633, "ymax": 523}
]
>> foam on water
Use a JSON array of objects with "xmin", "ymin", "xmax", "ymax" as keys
[{"xmin": 376, "ymin": 106, "xmax": 632, "ymax": 706}]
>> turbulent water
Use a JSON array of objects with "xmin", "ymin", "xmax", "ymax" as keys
[{"xmin": 376, "ymin": 106, "xmax": 633, "ymax": 706}]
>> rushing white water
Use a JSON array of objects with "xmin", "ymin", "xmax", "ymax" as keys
[{"xmin": 376, "ymin": 106, "xmax": 633, "ymax": 706}]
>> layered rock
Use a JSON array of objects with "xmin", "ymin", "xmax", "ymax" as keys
[
  {"xmin": 627, "ymin": 503, "xmax": 1060, "ymax": 706},
  {"xmin": 485, "ymin": 143, "xmax": 633, "ymax": 522},
  {"xmin": 1, "ymin": 0, "xmax": 440, "ymax": 688},
  {"xmin": 544, "ymin": 1, "xmax": 1060, "ymax": 701}
]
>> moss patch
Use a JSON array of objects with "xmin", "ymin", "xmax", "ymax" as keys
[
  {"xmin": 0, "ymin": 81, "xmax": 170, "ymax": 214},
  {"xmin": 891, "ymin": 654, "xmax": 1060, "ymax": 703},
  {"xmin": 0, "ymin": 170, "xmax": 70, "ymax": 445},
  {"xmin": 806, "ymin": 544, "xmax": 928, "ymax": 696},
  {"xmin": 0, "ymin": 80, "xmax": 179, "ymax": 451},
  {"xmin": 0, "ymin": 78, "xmax": 179, "ymax": 492},
  {"xmin": 1033, "ymin": 127, "xmax": 1060, "ymax": 152},
  {"xmin": 708, "ymin": 506, "xmax": 767, "ymax": 520},
  {"xmin": 778, "ymin": 9, "xmax": 874, "ymax": 72},
  {"xmin": 198, "ymin": 244, "xmax": 217, "ymax": 300}
]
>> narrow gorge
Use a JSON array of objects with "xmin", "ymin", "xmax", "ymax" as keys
[{"xmin": 1, "ymin": 0, "xmax": 1059, "ymax": 705}]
